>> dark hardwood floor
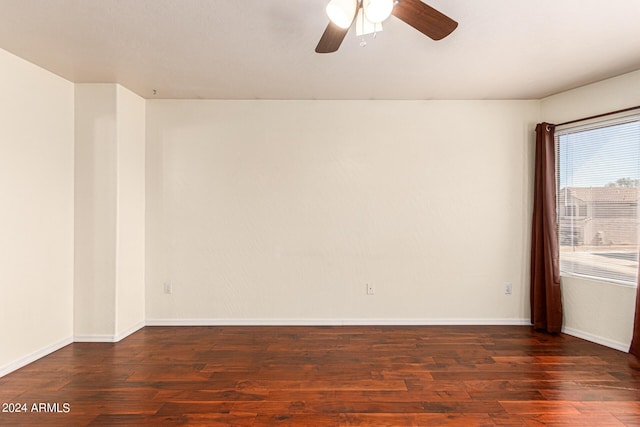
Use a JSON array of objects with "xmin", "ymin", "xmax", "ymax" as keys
[{"xmin": 1, "ymin": 325, "xmax": 640, "ymax": 426}]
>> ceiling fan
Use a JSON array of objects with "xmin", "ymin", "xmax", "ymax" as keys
[{"xmin": 316, "ymin": 0, "xmax": 458, "ymax": 53}]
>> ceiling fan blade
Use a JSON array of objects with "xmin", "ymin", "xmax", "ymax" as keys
[
  {"xmin": 392, "ymin": 0, "xmax": 458, "ymax": 40},
  {"xmin": 315, "ymin": 21, "xmax": 350, "ymax": 53}
]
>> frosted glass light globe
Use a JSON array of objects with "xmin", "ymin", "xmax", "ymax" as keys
[
  {"xmin": 326, "ymin": 0, "xmax": 358, "ymax": 29},
  {"xmin": 363, "ymin": 0, "xmax": 393, "ymax": 23}
]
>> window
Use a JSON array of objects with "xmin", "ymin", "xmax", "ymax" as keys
[{"xmin": 555, "ymin": 114, "xmax": 640, "ymax": 285}]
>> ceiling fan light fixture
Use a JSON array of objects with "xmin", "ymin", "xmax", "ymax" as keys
[
  {"xmin": 363, "ymin": 0, "xmax": 394, "ymax": 24},
  {"xmin": 316, "ymin": 0, "xmax": 458, "ymax": 54},
  {"xmin": 326, "ymin": 0, "xmax": 357, "ymax": 29}
]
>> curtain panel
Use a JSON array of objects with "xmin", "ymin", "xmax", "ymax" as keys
[
  {"xmin": 530, "ymin": 123, "xmax": 563, "ymax": 333},
  {"xmin": 629, "ymin": 270, "xmax": 640, "ymax": 362}
]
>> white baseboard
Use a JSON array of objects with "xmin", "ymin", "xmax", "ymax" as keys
[
  {"xmin": 73, "ymin": 334, "xmax": 117, "ymax": 343},
  {"xmin": 562, "ymin": 326, "xmax": 630, "ymax": 352},
  {"xmin": 74, "ymin": 320, "xmax": 145, "ymax": 343},
  {"xmin": 115, "ymin": 320, "xmax": 146, "ymax": 342},
  {"xmin": 0, "ymin": 336, "xmax": 73, "ymax": 378},
  {"xmin": 145, "ymin": 318, "xmax": 532, "ymax": 327}
]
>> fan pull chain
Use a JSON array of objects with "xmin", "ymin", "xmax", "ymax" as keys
[{"xmin": 360, "ymin": 4, "xmax": 367, "ymax": 47}]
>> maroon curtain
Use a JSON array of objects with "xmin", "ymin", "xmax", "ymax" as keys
[
  {"xmin": 530, "ymin": 123, "xmax": 562, "ymax": 333},
  {"xmin": 629, "ymin": 269, "xmax": 640, "ymax": 365}
]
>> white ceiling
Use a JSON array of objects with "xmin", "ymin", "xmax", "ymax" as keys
[{"xmin": 1, "ymin": 0, "xmax": 639, "ymax": 100}]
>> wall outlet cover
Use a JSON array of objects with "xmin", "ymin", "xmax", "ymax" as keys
[{"xmin": 504, "ymin": 282, "xmax": 512, "ymax": 295}]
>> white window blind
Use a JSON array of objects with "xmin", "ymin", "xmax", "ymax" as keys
[{"xmin": 555, "ymin": 114, "xmax": 640, "ymax": 286}]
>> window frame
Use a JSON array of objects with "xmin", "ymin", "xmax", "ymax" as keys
[{"xmin": 554, "ymin": 112, "xmax": 640, "ymax": 288}]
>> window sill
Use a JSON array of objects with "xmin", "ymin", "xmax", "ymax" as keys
[{"xmin": 560, "ymin": 272, "xmax": 637, "ymax": 288}]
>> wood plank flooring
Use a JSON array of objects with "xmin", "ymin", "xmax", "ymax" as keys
[{"xmin": 1, "ymin": 325, "xmax": 640, "ymax": 426}]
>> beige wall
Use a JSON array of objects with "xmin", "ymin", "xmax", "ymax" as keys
[
  {"xmin": 74, "ymin": 84, "xmax": 118, "ymax": 338},
  {"xmin": 75, "ymin": 84, "xmax": 146, "ymax": 341},
  {"xmin": 541, "ymin": 70, "xmax": 640, "ymax": 125},
  {"xmin": 0, "ymin": 48, "xmax": 75, "ymax": 375},
  {"xmin": 541, "ymin": 70, "xmax": 640, "ymax": 350},
  {"xmin": 146, "ymin": 100, "xmax": 539, "ymax": 324},
  {"xmin": 115, "ymin": 85, "xmax": 146, "ymax": 337}
]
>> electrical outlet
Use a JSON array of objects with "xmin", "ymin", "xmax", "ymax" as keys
[
  {"xmin": 163, "ymin": 283, "xmax": 172, "ymax": 294},
  {"xmin": 366, "ymin": 283, "xmax": 375, "ymax": 295},
  {"xmin": 504, "ymin": 282, "xmax": 512, "ymax": 295}
]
